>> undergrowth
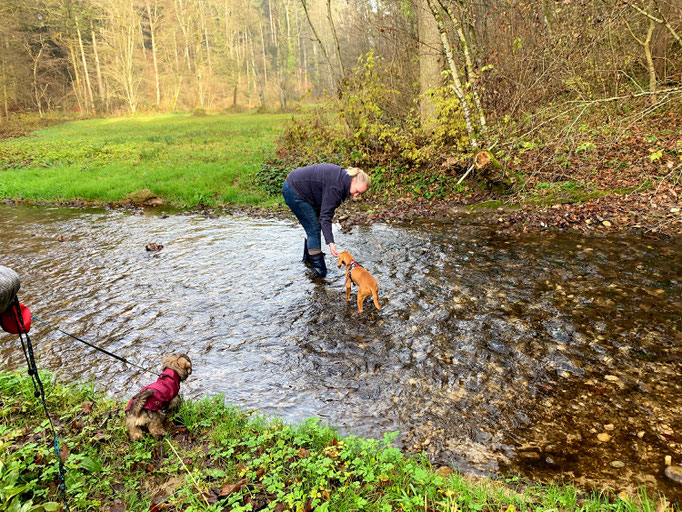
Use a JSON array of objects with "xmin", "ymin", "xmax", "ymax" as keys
[{"xmin": 0, "ymin": 370, "xmax": 676, "ymax": 511}]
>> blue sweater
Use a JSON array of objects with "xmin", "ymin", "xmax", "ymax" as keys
[{"xmin": 286, "ymin": 163, "xmax": 352, "ymax": 245}]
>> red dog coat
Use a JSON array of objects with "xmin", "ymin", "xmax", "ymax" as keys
[{"xmin": 126, "ymin": 369, "xmax": 181, "ymax": 411}]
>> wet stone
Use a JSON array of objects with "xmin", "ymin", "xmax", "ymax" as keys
[
  {"xmin": 665, "ymin": 466, "xmax": 682, "ymax": 485},
  {"xmin": 610, "ymin": 461, "xmax": 626, "ymax": 469},
  {"xmin": 597, "ymin": 433, "xmax": 612, "ymax": 442}
]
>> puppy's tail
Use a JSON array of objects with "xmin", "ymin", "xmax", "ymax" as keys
[
  {"xmin": 128, "ymin": 389, "xmax": 154, "ymax": 416},
  {"xmin": 372, "ymin": 287, "xmax": 381, "ymax": 310}
]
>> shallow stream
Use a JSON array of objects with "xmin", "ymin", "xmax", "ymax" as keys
[{"xmin": 1, "ymin": 205, "xmax": 680, "ymax": 500}]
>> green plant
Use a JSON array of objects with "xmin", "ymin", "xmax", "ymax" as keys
[
  {"xmin": 576, "ymin": 142, "xmax": 597, "ymax": 152},
  {"xmin": 1, "ymin": 370, "xmax": 676, "ymax": 511}
]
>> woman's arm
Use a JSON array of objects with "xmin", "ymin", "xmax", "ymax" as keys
[{"xmin": 319, "ymin": 188, "xmax": 342, "ymax": 253}]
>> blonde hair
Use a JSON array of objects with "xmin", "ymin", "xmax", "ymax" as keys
[{"xmin": 346, "ymin": 167, "xmax": 371, "ymax": 189}]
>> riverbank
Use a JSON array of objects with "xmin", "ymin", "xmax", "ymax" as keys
[
  {"xmin": 1, "ymin": 111, "xmax": 680, "ymax": 237},
  {"xmin": 1, "ymin": 370, "xmax": 676, "ymax": 511}
]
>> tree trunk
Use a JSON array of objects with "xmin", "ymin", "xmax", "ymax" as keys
[
  {"xmin": 171, "ymin": 31, "xmax": 184, "ymax": 111},
  {"xmin": 299, "ymin": 0, "xmax": 336, "ymax": 82},
  {"xmin": 3, "ymin": 83, "xmax": 8, "ymax": 118},
  {"xmin": 437, "ymin": 0, "xmax": 487, "ymax": 136},
  {"xmin": 326, "ymin": 0, "xmax": 344, "ymax": 77},
  {"xmin": 269, "ymin": 0, "xmax": 287, "ymax": 109},
  {"xmin": 232, "ymin": 34, "xmax": 242, "ymax": 107},
  {"xmin": 627, "ymin": 1, "xmax": 658, "ymax": 103},
  {"xmin": 32, "ymin": 44, "xmax": 45, "ymax": 117},
  {"xmin": 416, "ymin": 0, "xmax": 442, "ymax": 125},
  {"xmin": 175, "ymin": 0, "xmax": 192, "ymax": 72},
  {"xmin": 248, "ymin": 30, "xmax": 265, "ymax": 108},
  {"xmin": 90, "ymin": 22, "xmax": 105, "ymax": 105},
  {"xmin": 1, "ymin": 38, "xmax": 8, "ymax": 118},
  {"xmin": 643, "ymin": 17, "xmax": 657, "ymax": 102},
  {"xmin": 200, "ymin": 1, "xmax": 212, "ymax": 74},
  {"xmin": 425, "ymin": 0, "xmax": 478, "ymax": 149},
  {"xmin": 260, "ymin": 22, "xmax": 268, "ymax": 86},
  {"xmin": 475, "ymin": 151, "xmax": 514, "ymax": 192},
  {"xmin": 145, "ymin": 0, "xmax": 162, "ymax": 106},
  {"xmin": 75, "ymin": 18, "xmax": 94, "ymax": 112},
  {"xmin": 68, "ymin": 43, "xmax": 84, "ymax": 112}
]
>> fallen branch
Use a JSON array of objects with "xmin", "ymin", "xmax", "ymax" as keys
[
  {"xmin": 456, "ymin": 163, "xmax": 476, "ymax": 186},
  {"xmin": 166, "ymin": 438, "xmax": 211, "ymax": 507}
]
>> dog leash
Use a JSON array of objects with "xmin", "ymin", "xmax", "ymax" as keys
[
  {"xmin": 10, "ymin": 298, "xmax": 71, "ymax": 511},
  {"xmin": 31, "ymin": 314, "xmax": 156, "ymax": 375}
]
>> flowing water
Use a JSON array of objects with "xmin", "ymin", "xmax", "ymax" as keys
[{"xmin": 1, "ymin": 204, "xmax": 681, "ymax": 500}]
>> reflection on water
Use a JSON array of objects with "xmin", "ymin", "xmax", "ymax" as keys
[{"xmin": 1, "ymin": 205, "xmax": 680, "ymax": 499}]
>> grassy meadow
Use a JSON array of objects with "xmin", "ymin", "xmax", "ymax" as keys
[
  {"xmin": 0, "ymin": 113, "xmax": 290, "ymax": 208},
  {"xmin": 1, "ymin": 370, "xmax": 674, "ymax": 512}
]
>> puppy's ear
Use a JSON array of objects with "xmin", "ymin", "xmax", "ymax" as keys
[{"xmin": 181, "ymin": 354, "xmax": 192, "ymax": 376}]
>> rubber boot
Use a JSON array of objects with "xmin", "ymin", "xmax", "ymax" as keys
[
  {"xmin": 302, "ymin": 239, "xmax": 311, "ymax": 266},
  {"xmin": 308, "ymin": 252, "xmax": 327, "ymax": 278}
]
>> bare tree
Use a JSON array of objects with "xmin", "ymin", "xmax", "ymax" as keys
[
  {"xmin": 627, "ymin": 0, "xmax": 658, "ymax": 101},
  {"xmin": 145, "ymin": 0, "xmax": 162, "ymax": 106}
]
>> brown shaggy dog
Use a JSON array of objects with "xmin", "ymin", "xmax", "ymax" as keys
[
  {"xmin": 337, "ymin": 251, "xmax": 381, "ymax": 313},
  {"xmin": 125, "ymin": 353, "xmax": 192, "ymax": 441}
]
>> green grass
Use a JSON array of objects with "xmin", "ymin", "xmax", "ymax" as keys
[
  {"xmin": 0, "ymin": 113, "xmax": 290, "ymax": 208},
  {"xmin": 1, "ymin": 370, "xmax": 675, "ymax": 511}
]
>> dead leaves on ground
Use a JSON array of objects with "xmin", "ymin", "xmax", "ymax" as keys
[{"xmin": 503, "ymin": 183, "xmax": 681, "ymax": 235}]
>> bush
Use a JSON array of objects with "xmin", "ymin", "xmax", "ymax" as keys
[
  {"xmin": 255, "ymin": 160, "xmax": 292, "ymax": 196},
  {"xmin": 262, "ymin": 52, "xmax": 474, "ymax": 199}
]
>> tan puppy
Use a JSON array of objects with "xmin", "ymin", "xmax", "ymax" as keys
[
  {"xmin": 337, "ymin": 251, "xmax": 381, "ymax": 313},
  {"xmin": 125, "ymin": 353, "xmax": 192, "ymax": 441}
]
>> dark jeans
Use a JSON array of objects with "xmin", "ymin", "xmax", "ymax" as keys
[{"xmin": 282, "ymin": 180, "xmax": 322, "ymax": 251}]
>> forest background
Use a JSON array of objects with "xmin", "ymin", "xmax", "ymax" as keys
[{"xmin": 1, "ymin": 0, "xmax": 681, "ymax": 233}]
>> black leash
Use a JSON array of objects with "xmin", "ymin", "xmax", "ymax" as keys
[
  {"xmin": 12, "ymin": 298, "xmax": 70, "ymax": 511},
  {"xmin": 31, "ymin": 314, "xmax": 156, "ymax": 375}
]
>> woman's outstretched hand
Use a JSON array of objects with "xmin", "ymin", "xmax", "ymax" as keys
[{"xmin": 328, "ymin": 243, "xmax": 339, "ymax": 258}]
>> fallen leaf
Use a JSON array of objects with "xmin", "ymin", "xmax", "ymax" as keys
[
  {"xmin": 218, "ymin": 478, "xmax": 248, "ymax": 497},
  {"xmin": 59, "ymin": 443, "xmax": 69, "ymax": 463}
]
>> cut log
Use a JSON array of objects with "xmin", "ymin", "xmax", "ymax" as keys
[{"xmin": 474, "ymin": 150, "xmax": 514, "ymax": 193}]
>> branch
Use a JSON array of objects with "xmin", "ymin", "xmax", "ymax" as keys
[
  {"xmin": 627, "ymin": 1, "xmax": 662, "ymax": 23},
  {"xmin": 166, "ymin": 438, "xmax": 210, "ymax": 507},
  {"xmin": 627, "ymin": 0, "xmax": 682, "ymax": 47},
  {"xmin": 564, "ymin": 86, "xmax": 682, "ymax": 104},
  {"xmin": 625, "ymin": 19, "xmax": 645, "ymax": 46},
  {"xmin": 299, "ymin": 0, "xmax": 337, "ymax": 80}
]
